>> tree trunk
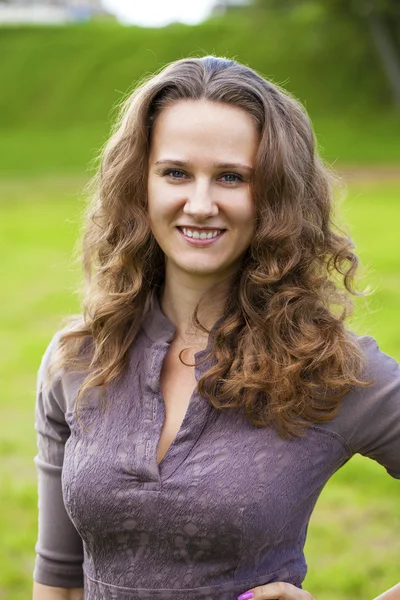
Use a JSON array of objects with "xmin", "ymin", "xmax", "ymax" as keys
[{"xmin": 364, "ymin": 2, "xmax": 400, "ymax": 109}]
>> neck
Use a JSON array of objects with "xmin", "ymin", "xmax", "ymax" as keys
[{"xmin": 159, "ymin": 270, "xmax": 232, "ymax": 346}]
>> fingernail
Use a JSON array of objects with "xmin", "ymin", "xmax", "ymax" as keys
[{"xmin": 237, "ymin": 592, "xmax": 254, "ymax": 600}]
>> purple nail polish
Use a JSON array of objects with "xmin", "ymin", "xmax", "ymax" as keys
[{"xmin": 237, "ymin": 592, "xmax": 254, "ymax": 600}]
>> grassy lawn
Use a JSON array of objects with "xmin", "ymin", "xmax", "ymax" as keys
[{"xmin": 0, "ymin": 174, "xmax": 399, "ymax": 600}]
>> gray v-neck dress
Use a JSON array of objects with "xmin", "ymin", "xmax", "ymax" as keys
[{"xmin": 33, "ymin": 292, "xmax": 400, "ymax": 599}]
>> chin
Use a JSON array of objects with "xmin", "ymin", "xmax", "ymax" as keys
[
  {"xmin": 173, "ymin": 259, "xmax": 226, "ymax": 275},
  {"xmin": 183, "ymin": 267, "xmax": 225, "ymax": 277}
]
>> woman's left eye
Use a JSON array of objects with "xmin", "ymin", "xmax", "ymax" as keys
[{"xmin": 220, "ymin": 173, "xmax": 243, "ymax": 183}]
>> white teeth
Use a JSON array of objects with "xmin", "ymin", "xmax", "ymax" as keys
[{"xmin": 181, "ymin": 228, "xmax": 222, "ymax": 239}]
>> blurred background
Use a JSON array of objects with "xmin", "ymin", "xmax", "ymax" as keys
[{"xmin": 0, "ymin": 1, "xmax": 399, "ymax": 599}]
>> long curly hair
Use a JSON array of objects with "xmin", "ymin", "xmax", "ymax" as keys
[{"xmin": 48, "ymin": 55, "xmax": 372, "ymax": 438}]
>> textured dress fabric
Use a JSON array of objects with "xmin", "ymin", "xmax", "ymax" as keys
[{"xmin": 33, "ymin": 292, "xmax": 400, "ymax": 599}]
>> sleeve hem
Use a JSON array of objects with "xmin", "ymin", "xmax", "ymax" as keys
[
  {"xmin": 34, "ymin": 558, "xmax": 84, "ymax": 588},
  {"xmin": 387, "ymin": 469, "xmax": 400, "ymax": 479}
]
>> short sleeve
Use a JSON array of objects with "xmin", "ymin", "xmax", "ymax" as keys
[
  {"xmin": 33, "ymin": 330, "xmax": 84, "ymax": 587},
  {"xmin": 328, "ymin": 336, "xmax": 400, "ymax": 479}
]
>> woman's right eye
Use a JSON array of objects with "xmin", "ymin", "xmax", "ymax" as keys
[{"xmin": 162, "ymin": 169, "xmax": 186, "ymax": 179}]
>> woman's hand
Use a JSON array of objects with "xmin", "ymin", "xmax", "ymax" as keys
[{"xmin": 237, "ymin": 582, "xmax": 314, "ymax": 600}]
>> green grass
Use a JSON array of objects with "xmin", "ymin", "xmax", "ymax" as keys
[{"xmin": 0, "ymin": 174, "xmax": 399, "ymax": 600}]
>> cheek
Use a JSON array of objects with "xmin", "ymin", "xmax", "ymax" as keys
[
  {"xmin": 148, "ymin": 183, "xmax": 179, "ymax": 223},
  {"xmin": 147, "ymin": 193, "xmax": 167, "ymax": 232}
]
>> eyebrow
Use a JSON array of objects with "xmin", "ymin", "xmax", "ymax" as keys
[{"xmin": 154, "ymin": 159, "xmax": 254, "ymax": 173}]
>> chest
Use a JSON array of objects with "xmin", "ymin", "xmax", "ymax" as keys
[
  {"xmin": 62, "ymin": 337, "xmax": 351, "ymax": 552},
  {"xmin": 156, "ymin": 345, "xmax": 199, "ymax": 465},
  {"xmin": 62, "ymin": 346, "xmax": 350, "ymax": 572}
]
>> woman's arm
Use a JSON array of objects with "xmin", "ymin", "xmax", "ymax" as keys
[
  {"xmin": 33, "ymin": 582, "xmax": 84, "ymax": 600},
  {"xmin": 373, "ymin": 583, "xmax": 400, "ymax": 600},
  {"xmin": 33, "ymin": 333, "xmax": 84, "ymax": 589}
]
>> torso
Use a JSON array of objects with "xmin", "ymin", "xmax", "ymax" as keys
[{"xmin": 156, "ymin": 340, "xmax": 205, "ymax": 465}]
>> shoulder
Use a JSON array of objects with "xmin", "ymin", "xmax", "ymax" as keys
[
  {"xmin": 321, "ymin": 333, "xmax": 400, "ymax": 477},
  {"xmin": 38, "ymin": 328, "xmax": 68, "ymax": 387},
  {"xmin": 37, "ymin": 322, "xmax": 91, "ymax": 415},
  {"xmin": 343, "ymin": 333, "xmax": 400, "ymax": 395},
  {"xmin": 349, "ymin": 333, "xmax": 400, "ymax": 412},
  {"xmin": 334, "ymin": 333, "xmax": 400, "ymax": 432}
]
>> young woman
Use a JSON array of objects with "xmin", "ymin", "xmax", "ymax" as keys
[{"xmin": 32, "ymin": 56, "xmax": 400, "ymax": 600}]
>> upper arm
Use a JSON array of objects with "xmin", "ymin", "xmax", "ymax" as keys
[{"xmin": 331, "ymin": 336, "xmax": 400, "ymax": 479}]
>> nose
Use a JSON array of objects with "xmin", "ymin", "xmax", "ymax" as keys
[{"xmin": 182, "ymin": 180, "xmax": 218, "ymax": 221}]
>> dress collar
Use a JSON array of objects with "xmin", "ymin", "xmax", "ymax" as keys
[
  {"xmin": 140, "ymin": 289, "xmax": 224, "ymax": 348},
  {"xmin": 140, "ymin": 290, "xmax": 177, "ymax": 343}
]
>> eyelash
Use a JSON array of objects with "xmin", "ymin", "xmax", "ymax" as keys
[{"xmin": 161, "ymin": 168, "xmax": 244, "ymax": 184}]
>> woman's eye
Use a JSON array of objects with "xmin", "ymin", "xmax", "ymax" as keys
[
  {"xmin": 221, "ymin": 173, "xmax": 243, "ymax": 183},
  {"xmin": 163, "ymin": 169, "xmax": 186, "ymax": 179},
  {"xmin": 161, "ymin": 169, "xmax": 243, "ymax": 183}
]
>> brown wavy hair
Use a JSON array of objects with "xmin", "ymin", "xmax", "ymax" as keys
[{"xmin": 48, "ymin": 55, "xmax": 372, "ymax": 438}]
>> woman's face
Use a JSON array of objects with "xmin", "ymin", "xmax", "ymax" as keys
[{"xmin": 147, "ymin": 99, "xmax": 259, "ymax": 284}]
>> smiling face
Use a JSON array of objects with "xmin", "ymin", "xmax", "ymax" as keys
[{"xmin": 147, "ymin": 99, "xmax": 259, "ymax": 285}]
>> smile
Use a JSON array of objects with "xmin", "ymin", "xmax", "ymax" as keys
[
  {"xmin": 176, "ymin": 227, "xmax": 225, "ymax": 246},
  {"xmin": 181, "ymin": 227, "xmax": 222, "ymax": 239}
]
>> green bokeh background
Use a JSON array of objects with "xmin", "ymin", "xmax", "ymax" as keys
[{"xmin": 0, "ymin": 7, "xmax": 399, "ymax": 600}]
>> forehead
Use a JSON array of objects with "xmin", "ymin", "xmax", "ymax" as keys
[{"xmin": 149, "ymin": 99, "xmax": 259, "ymax": 162}]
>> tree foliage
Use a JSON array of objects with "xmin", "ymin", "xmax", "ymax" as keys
[{"xmin": 233, "ymin": 0, "xmax": 400, "ymax": 107}]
